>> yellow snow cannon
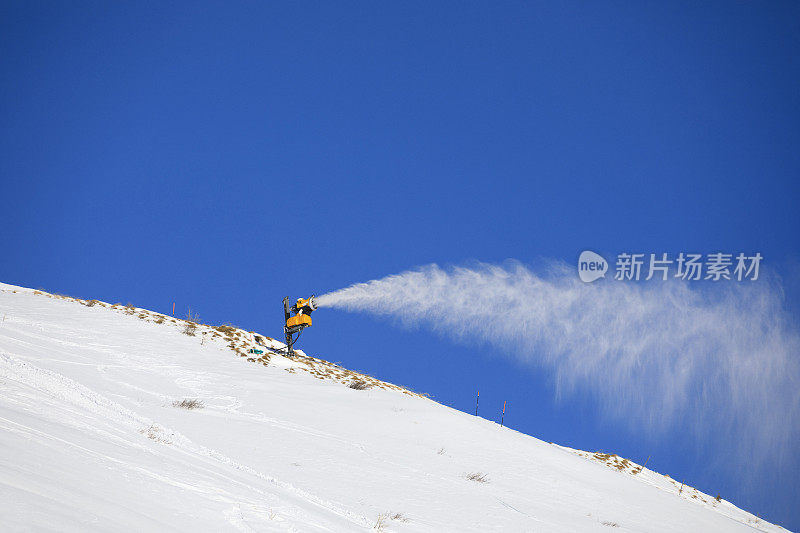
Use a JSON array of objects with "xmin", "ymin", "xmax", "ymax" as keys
[{"xmin": 283, "ymin": 295, "xmax": 318, "ymax": 355}]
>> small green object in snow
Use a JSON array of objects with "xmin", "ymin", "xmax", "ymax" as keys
[{"xmin": 248, "ymin": 348, "xmax": 264, "ymax": 355}]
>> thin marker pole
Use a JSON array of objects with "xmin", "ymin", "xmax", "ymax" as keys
[
  {"xmin": 635, "ymin": 455, "xmax": 651, "ymax": 475},
  {"xmin": 475, "ymin": 391, "xmax": 480, "ymax": 416},
  {"xmin": 500, "ymin": 400, "xmax": 507, "ymax": 427},
  {"xmin": 172, "ymin": 302, "xmax": 175, "ymax": 316}
]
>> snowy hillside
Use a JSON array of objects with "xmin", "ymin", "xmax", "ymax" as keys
[{"xmin": 0, "ymin": 282, "xmax": 786, "ymax": 532}]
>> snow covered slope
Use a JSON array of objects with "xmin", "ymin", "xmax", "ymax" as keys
[{"xmin": 0, "ymin": 283, "xmax": 786, "ymax": 532}]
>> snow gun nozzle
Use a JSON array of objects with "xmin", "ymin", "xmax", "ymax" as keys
[{"xmin": 309, "ymin": 296, "xmax": 318, "ymax": 311}]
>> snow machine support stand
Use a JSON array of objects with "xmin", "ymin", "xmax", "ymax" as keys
[{"xmin": 283, "ymin": 295, "xmax": 318, "ymax": 356}]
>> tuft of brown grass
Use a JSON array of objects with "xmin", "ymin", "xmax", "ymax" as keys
[
  {"xmin": 464, "ymin": 472, "xmax": 490, "ymax": 483},
  {"xmin": 172, "ymin": 399, "xmax": 204, "ymax": 409},
  {"xmin": 348, "ymin": 380, "xmax": 372, "ymax": 390},
  {"xmin": 85, "ymin": 299, "xmax": 99, "ymax": 307},
  {"xmin": 124, "ymin": 302, "xmax": 136, "ymax": 315},
  {"xmin": 373, "ymin": 511, "xmax": 410, "ymax": 530},
  {"xmin": 183, "ymin": 308, "xmax": 200, "ymax": 336},
  {"xmin": 139, "ymin": 424, "xmax": 172, "ymax": 444},
  {"xmin": 215, "ymin": 324, "xmax": 237, "ymax": 335},
  {"xmin": 373, "ymin": 513, "xmax": 388, "ymax": 531}
]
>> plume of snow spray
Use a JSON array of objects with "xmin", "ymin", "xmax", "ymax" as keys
[{"xmin": 316, "ymin": 262, "xmax": 800, "ymax": 462}]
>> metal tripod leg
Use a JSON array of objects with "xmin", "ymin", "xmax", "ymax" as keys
[{"xmin": 284, "ymin": 327, "xmax": 294, "ymax": 356}]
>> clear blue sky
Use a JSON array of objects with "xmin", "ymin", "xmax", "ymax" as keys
[{"xmin": 2, "ymin": 1, "xmax": 799, "ymax": 529}]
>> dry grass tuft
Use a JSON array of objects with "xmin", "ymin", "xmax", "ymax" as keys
[
  {"xmin": 464, "ymin": 472, "xmax": 490, "ymax": 483},
  {"xmin": 84, "ymin": 299, "xmax": 99, "ymax": 307},
  {"xmin": 602, "ymin": 521, "xmax": 620, "ymax": 527},
  {"xmin": 592, "ymin": 451, "xmax": 635, "ymax": 473},
  {"xmin": 172, "ymin": 398, "xmax": 204, "ymax": 409},
  {"xmin": 215, "ymin": 324, "xmax": 238, "ymax": 335},
  {"xmin": 183, "ymin": 308, "xmax": 200, "ymax": 336},
  {"xmin": 373, "ymin": 511, "xmax": 410, "ymax": 530},
  {"xmin": 373, "ymin": 513, "xmax": 388, "ymax": 531},
  {"xmin": 124, "ymin": 303, "xmax": 136, "ymax": 315},
  {"xmin": 139, "ymin": 424, "xmax": 172, "ymax": 444},
  {"xmin": 348, "ymin": 380, "xmax": 372, "ymax": 390}
]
